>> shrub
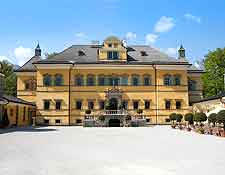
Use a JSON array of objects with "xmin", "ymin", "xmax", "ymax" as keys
[
  {"xmin": 169, "ymin": 113, "xmax": 177, "ymax": 124},
  {"xmin": 184, "ymin": 113, "xmax": 193, "ymax": 125},
  {"xmin": 216, "ymin": 110, "xmax": 225, "ymax": 129},
  {"xmin": 176, "ymin": 114, "xmax": 183, "ymax": 123},
  {"xmin": 208, "ymin": 113, "xmax": 217, "ymax": 126},
  {"xmin": 98, "ymin": 115, "xmax": 105, "ymax": 121},
  {"xmin": 137, "ymin": 109, "xmax": 143, "ymax": 114},
  {"xmin": 194, "ymin": 112, "xmax": 207, "ymax": 124},
  {"xmin": 85, "ymin": 109, "xmax": 91, "ymax": 114}
]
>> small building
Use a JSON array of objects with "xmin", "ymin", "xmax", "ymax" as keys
[
  {"xmin": 192, "ymin": 92, "xmax": 225, "ymax": 115},
  {"xmin": 0, "ymin": 63, "xmax": 36, "ymax": 127}
]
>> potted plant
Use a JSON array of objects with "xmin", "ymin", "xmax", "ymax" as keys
[
  {"xmin": 176, "ymin": 113, "xmax": 183, "ymax": 130},
  {"xmin": 169, "ymin": 113, "xmax": 177, "ymax": 128},
  {"xmin": 184, "ymin": 113, "xmax": 193, "ymax": 131},
  {"xmin": 85, "ymin": 109, "xmax": 91, "ymax": 115},
  {"xmin": 216, "ymin": 110, "xmax": 225, "ymax": 137}
]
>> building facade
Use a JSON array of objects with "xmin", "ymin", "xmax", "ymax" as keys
[
  {"xmin": 16, "ymin": 36, "xmax": 204, "ymax": 126},
  {"xmin": 0, "ymin": 63, "xmax": 35, "ymax": 127}
]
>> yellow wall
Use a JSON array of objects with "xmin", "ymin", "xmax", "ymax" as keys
[
  {"xmin": 25, "ymin": 66, "xmax": 192, "ymax": 125},
  {"xmin": 5, "ymin": 102, "xmax": 35, "ymax": 127}
]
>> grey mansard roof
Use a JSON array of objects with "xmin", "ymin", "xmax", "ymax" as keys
[
  {"xmin": 18, "ymin": 44, "xmax": 203, "ymax": 72},
  {"xmin": 34, "ymin": 45, "xmax": 189, "ymax": 65}
]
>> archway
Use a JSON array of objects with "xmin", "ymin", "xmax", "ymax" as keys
[
  {"xmin": 108, "ymin": 119, "xmax": 120, "ymax": 127},
  {"xmin": 109, "ymin": 98, "xmax": 118, "ymax": 110}
]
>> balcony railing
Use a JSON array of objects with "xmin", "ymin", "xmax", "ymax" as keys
[{"xmin": 104, "ymin": 110, "xmax": 128, "ymax": 115}]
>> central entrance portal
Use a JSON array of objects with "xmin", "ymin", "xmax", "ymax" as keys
[
  {"xmin": 109, "ymin": 98, "xmax": 118, "ymax": 110},
  {"xmin": 108, "ymin": 119, "xmax": 120, "ymax": 127}
]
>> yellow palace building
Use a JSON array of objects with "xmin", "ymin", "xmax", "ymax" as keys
[{"xmin": 16, "ymin": 36, "xmax": 203, "ymax": 126}]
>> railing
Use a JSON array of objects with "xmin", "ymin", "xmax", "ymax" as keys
[{"xmin": 104, "ymin": 110, "xmax": 128, "ymax": 115}]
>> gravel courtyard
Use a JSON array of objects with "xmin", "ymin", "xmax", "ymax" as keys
[{"xmin": 0, "ymin": 126, "xmax": 225, "ymax": 175}]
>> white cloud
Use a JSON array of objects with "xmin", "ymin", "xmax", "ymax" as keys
[
  {"xmin": 194, "ymin": 62, "xmax": 200, "ymax": 68},
  {"xmin": 125, "ymin": 32, "xmax": 137, "ymax": 41},
  {"xmin": 154, "ymin": 16, "xmax": 175, "ymax": 33},
  {"xmin": 75, "ymin": 32, "xmax": 87, "ymax": 38},
  {"xmin": 14, "ymin": 46, "xmax": 33, "ymax": 66},
  {"xmin": 184, "ymin": 14, "xmax": 201, "ymax": 23},
  {"xmin": 165, "ymin": 47, "xmax": 179, "ymax": 57},
  {"xmin": 145, "ymin": 33, "xmax": 158, "ymax": 45},
  {"xmin": 0, "ymin": 56, "xmax": 12, "ymax": 62}
]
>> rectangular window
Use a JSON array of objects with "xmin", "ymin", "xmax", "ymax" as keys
[
  {"xmin": 165, "ymin": 118, "xmax": 170, "ymax": 123},
  {"xmin": 76, "ymin": 101, "xmax": 82, "ymax": 110},
  {"xmin": 122, "ymin": 101, "xmax": 128, "ymax": 109},
  {"xmin": 112, "ymin": 51, "xmax": 118, "ymax": 59},
  {"xmin": 133, "ymin": 101, "xmax": 139, "ymax": 109},
  {"xmin": 98, "ymin": 77, "xmax": 105, "ymax": 86},
  {"xmin": 145, "ymin": 101, "xmax": 150, "ymax": 109},
  {"xmin": 107, "ymin": 51, "xmax": 113, "ymax": 59},
  {"xmin": 55, "ymin": 119, "xmax": 61, "ymax": 124},
  {"xmin": 87, "ymin": 76, "xmax": 95, "ymax": 86},
  {"xmin": 55, "ymin": 100, "xmax": 62, "ymax": 110},
  {"xmin": 176, "ymin": 101, "xmax": 181, "ymax": 109},
  {"xmin": 165, "ymin": 100, "xmax": 171, "ymax": 110},
  {"xmin": 132, "ymin": 77, "xmax": 139, "ymax": 86},
  {"xmin": 44, "ymin": 119, "xmax": 49, "ymax": 124},
  {"xmin": 121, "ymin": 77, "xmax": 128, "ymax": 86},
  {"xmin": 44, "ymin": 100, "xmax": 50, "ymax": 110},
  {"xmin": 146, "ymin": 118, "xmax": 151, "ymax": 123},
  {"xmin": 88, "ymin": 101, "xmax": 94, "ymax": 110},
  {"xmin": 144, "ymin": 77, "xmax": 151, "ymax": 86},
  {"xmin": 76, "ymin": 119, "xmax": 82, "ymax": 124},
  {"xmin": 99, "ymin": 101, "xmax": 105, "ymax": 110}
]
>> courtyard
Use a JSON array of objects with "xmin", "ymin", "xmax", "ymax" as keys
[{"xmin": 0, "ymin": 126, "xmax": 225, "ymax": 175}]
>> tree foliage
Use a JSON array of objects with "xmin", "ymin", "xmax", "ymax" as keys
[
  {"xmin": 202, "ymin": 48, "xmax": 225, "ymax": 97},
  {"xmin": 208, "ymin": 113, "xmax": 217, "ymax": 126},
  {"xmin": 45, "ymin": 52, "xmax": 58, "ymax": 59},
  {"xmin": 194, "ymin": 112, "xmax": 207, "ymax": 123},
  {"xmin": 169, "ymin": 113, "xmax": 177, "ymax": 123},
  {"xmin": 176, "ymin": 114, "xmax": 183, "ymax": 123},
  {"xmin": 0, "ymin": 60, "xmax": 17, "ymax": 96},
  {"xmin": 216, "ymin": 110, "xmax": 225, "ymax": 129},
  {"xmin": 184, "ymin": 113, "xmax": 194, "ymax": 125}
]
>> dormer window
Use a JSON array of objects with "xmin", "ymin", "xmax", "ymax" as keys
[
  {"xmin": 107, "ymin": 51, "xmax": 119, "ymax": 60},
  {"xmin": 140, "ymin": 51, "xmax": 147, "ymax": 56},
  {"xmin": 78, "ymin": 50, "xmax": 85, "ymax": 56},
  {"xmin": 108, "ymin": 43, "xmax": 112, "ymax": 48}
]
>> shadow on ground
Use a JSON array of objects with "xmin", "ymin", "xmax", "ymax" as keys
[{"xmin": 0, "ymin": 126, "xmax": 58, "ymax": 134}]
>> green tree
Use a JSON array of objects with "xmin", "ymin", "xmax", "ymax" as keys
[
  {"xmin": 208, "ymin": 113, "xmax": 217, "ymax": 126},
  {"xmin": 184, "ymin": 113, "xmax": 194, "ymax": 125},
  {"xmin": 202, "ymin": 48, "xmax": 225, "ymax": 97},
  {"xmin": 169, "ymin": 113, "xmax": 177, "ymax": 124},
  {"xmin": 45, "ymin": 52, "xmax": 58, "ymax": 59},
  {"xmin": 194, "ymin": 112, "xmax": 207, "ymax": 125},
  {"xmin": 0, "ymin": 61, "xmax": 17, "ymax": 96},
  {"xmin": 216, "ymin": 110, "xmax": 225, "ymax": 129},
  {"xmin": 176, "ymin": 114, "xmax": 183, "ymax": 123}
]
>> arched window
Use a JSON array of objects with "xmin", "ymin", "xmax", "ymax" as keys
[
  {"xmin": 43, "ymin": 74, "xmax": 52, "ymax": 86},
  {"xmin": 75, "ymin": 75, "xmax": 83, "ymax": 86},
  {"xmin": 174, "ymin": 75, "xmax": 181, "ymax": 86},
  {"xmin": 188, "ymin": 80, "xmax": 197, "ymax": 91},
  {"xmin": 164, "ymin": 74, "xmax": 173, "ymax": 86},
  {"xmin": 98, "ymin": 75, "xmax": 105, "ymax": 86},
  {"xmin": 87, "ymin": 75, "xmax": 95, "ymax": 86},
  {"xmin": 121, "ymin": 75, "xmax": 128, "ymax": 86},
  {"xmin": 54, "ymin": 74, "xmax": 63, "ymax": 86},
  {"xmin": 143, "ymin": 75, "xmax": 151, "ymax": 86},
  {"xmin": 132, "ymin": 75, "xmax": 139, "ymax": 86}
]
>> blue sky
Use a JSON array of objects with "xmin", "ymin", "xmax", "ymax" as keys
[{"xmin": 0, "ymin": 0, "xmax": 225, "ymax": 66}]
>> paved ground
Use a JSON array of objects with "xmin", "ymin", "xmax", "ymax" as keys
[{"xmin": 0, "ymin": 126, "xmax": 225, "ymax": 175}]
